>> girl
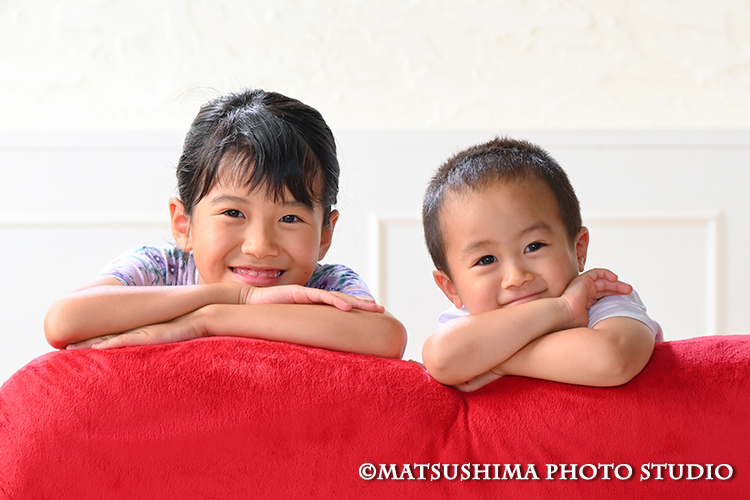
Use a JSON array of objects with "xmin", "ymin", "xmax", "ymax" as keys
[{"xmin": 44, "ymin": 89, "xmax": 407, "ymax": 359}]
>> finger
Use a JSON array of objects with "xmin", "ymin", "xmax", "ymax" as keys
[
  {"xmin": 66, "ymin": 335, "xmax": 114, "ymax": 350},
  {"xmin": 92, "ymin": 331, "xmax": 149, "ymax": 350},
  {"xmin": 585, "ymin": 268, "xmax": 620, "ymax": 282},
  {"xmin": 407, "ymin": 359, "xmax": 427, "ymax": 370},
  {"xmin": 326, "ymin": 292, "xmax": 385, "ymax": 313},
  {"xmin": 451, "ymin": 382, "xmax": 477, "ymax": 393}
]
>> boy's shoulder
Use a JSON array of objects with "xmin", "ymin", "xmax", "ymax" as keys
[{"xmin": 436, "ymin": 291, "xmax": 663, "ymax": 341}]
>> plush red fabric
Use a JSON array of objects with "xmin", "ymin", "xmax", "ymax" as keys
[{"xmin": 1, "ymin": 335, "xmax": 748, "ymax": 499}]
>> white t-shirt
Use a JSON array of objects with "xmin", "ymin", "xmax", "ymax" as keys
[{"xmin": 437, "ymin": 290, "xmax": 664, "ymax": 342}]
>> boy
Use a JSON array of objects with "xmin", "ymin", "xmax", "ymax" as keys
[{"xmin": 421, "ymin": 137, "xmax": 662, "ymax": 392}]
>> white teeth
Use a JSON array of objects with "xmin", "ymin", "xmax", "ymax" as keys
[{"xmin": 233, "ymin": 268, "xmax": 282, "ymax": 277}]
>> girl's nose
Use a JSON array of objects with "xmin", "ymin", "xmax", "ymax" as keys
[{"xmin": 241, "ymin": 225, "xmax": 280, "ymax": 259}]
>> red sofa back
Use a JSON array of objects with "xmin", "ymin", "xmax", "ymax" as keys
[{"xmin": 1, "ymin": 335, "xmax": 748, "ymax": 498}]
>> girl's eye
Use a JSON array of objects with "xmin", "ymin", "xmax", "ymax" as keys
[
  {"xmin": 525, "ymin": 242, "xmax": 546, "ymax": 253},
  {"xmin": 223, "ymin": 209, "xmax": 244, "ymax": 218},
  {"xmin": 475, "ymin": 255, "xmax": 497, "ymax": 266},
  {"xmin": 280, "ymin": 215, "xmax": 301, "ymax": 223}
]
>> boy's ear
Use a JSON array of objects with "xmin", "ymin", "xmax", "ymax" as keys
[
  {"xmin": 169, "ymin": 197, "xmax": 193, "ymax": 251},
  {"xmin": 575, "ymin": 226, "xmax": 590, "ymax": 272},
  {"xmin": 433, "ymin": 270, "xmax": 464, "ymax": 310},
  {"xmin": 317, "ymin": 209, "xmax": 339, "ymax": 260}
]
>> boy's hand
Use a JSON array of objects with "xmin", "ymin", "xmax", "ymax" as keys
[
  {"xmin": 560, "ymin": 268, "xmax": 632, "ymax": 328},
  {"xmin": 242, "ymin": 285, "xmax": 385, "ymax": 313},
  {"xmin": 451, "ymin": 367, "xmax": 504, "ymax": 393}
]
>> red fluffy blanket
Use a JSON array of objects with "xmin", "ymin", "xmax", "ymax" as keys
[{"xmin": 1, "ymin": 335, "xmax": 748, "ymax": 498}]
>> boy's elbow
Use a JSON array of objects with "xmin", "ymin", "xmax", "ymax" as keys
[
  {"xmin": 594, "ymin": 331, "xmax": 655, "ymax": 387},
  {"xmin": 422, "ymin": 334, "xmax": 465, "ymax": 385}
]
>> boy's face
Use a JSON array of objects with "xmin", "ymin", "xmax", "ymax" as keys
[
  {"xmin": 433, "ymin": 178, "xmax": 588, "ymax": 315},
  {"xmin": 170, "ymin": 165, "xmax": 337, "ymax": 287}
]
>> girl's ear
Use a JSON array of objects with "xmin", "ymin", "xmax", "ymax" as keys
[
  {"xmin": 433, "ymin": 270, "xmax": 464, "ymax": 310},
  {"xmin": 575, "ymin": 226, "xmax": 590, "ymax": 272},
  {"xmin": 169, "ymin": 197, "xmax": 193, "ymax": 251},
  {"xmin": 317, "ymin": 209, "xmax": 339, "ymax": 260}
]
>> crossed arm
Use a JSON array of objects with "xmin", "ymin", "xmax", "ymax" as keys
[
  {"xmin": 421, "ymin": 269, "xmax": 656, "ymax": 391},
  {"xmin": 44, "ymin": 277, "xmax": 407, "ymax": 359}
]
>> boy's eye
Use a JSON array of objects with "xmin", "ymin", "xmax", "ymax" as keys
[
  {"xmin": 222, "ymin": 209, "xmax": 244, "ymax": 218},
  {"xmin": 475, "ymin": 255, "xmax": 497, "ymax": 266},
  {"xmin": 525, "ymin": 242, "xmax": 546, "ymax": 253},
  {"xmin": 280, "ymin": 215, "xmax": 302, "ymax": 223}
]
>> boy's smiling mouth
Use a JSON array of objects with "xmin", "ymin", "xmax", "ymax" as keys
[{"xmin": 502, "ymin": 292, "xmax": 544, "ymax": 308}]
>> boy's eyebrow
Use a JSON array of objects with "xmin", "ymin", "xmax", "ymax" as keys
[
  {"xmin": 518, "ymin": 221, "xmax": 553, "ymax": 236},
  {"xmin": 459, "ymin": 221, "xmax": 553, "ymax": 257}
]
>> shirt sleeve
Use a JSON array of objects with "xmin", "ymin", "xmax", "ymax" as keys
[
  {"xmin": 305, "ymin": 263, "xmax": 375, "ymax": 300},
  {"xmin": 99, "ymin": 246, "xmax": 197, "ymax": 286},
  {"xmin": 437, "ymin": 306, "xmax": 469, "ymax": 328},
  {"xmin": 587, "ymin": 290, "xmax": 664, "ymax": 342}
]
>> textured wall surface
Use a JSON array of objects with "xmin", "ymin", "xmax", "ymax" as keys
[{"xmin": 1, "ymin": 0, "xmax": 749, "ymax": 131}]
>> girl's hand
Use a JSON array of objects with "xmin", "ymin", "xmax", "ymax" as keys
[
  {"xmin": 560, "ymin": 268, "xmax": 633, "ymax": 328},
  {"xmin": 86, "ymin": 311, "xmax": 207, "ymax": 350},
  {"xmin": 66, "ymin": 334, "xmax": 121, "ymax": 350},
  {"xmin": 243, "ymin": 285, "xmax": 385, "ymax": 313}
]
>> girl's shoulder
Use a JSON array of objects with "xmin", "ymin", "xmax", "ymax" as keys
[
  {"xmin": 100, "ymin": 245, "xmax": 199, "ymax": 286},
  {"xmin": 306, "ymin": 263, "xmax": 373, "ymax": 299}
]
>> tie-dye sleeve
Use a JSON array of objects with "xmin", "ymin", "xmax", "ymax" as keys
[{"xmin": 305, "ymin": 264, "xmax": 375, "ymax": 300}]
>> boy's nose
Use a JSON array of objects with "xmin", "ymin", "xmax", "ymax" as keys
[
  {"xmin": 501, "ymin": 262, "xmax": 533, "ymax": 288},
  {"xmin": 241, "ymin": 226, "xmax": 280, "ymax": 259}
]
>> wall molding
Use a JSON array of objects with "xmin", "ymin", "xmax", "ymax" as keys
[
  {"xmin": 369, "ymin": 210, "xmax": 723, "ymax": 335},
  {"xmin": 0, "ymin": 215, "xmax": 168, "ymax": 228}
]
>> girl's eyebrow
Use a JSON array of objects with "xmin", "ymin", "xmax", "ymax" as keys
[
  {"xmin": 209, "ymin": 193, "xmax": 312, "ymax": 210},
  {"xmin": 209, "ymin": 194, "xmax": 246, "ymax": 205}
]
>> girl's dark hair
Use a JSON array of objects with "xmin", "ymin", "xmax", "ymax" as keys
[
  {"xmin": 176, "ymin": 89, "xmax": 339, "ymax": 224},
  {"xmin": 422, "ymin": 137, "xmax": 582, "ymax": 276}
]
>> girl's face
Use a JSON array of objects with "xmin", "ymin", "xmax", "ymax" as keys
[{"xmin": 170, "ymin": 169, "xmax": 337, "ymax": 287}]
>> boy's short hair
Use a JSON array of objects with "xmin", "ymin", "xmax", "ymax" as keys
[
  {"xmin": 176, "ymin": 89, "xmax": 339, "ymax": 224},
  {"xmin": 422, "ymin": 137, "xmax": 582, "ymax": 276}
]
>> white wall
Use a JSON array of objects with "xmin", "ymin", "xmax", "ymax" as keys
[
  {"xmin": 1, "ymin": 1, "xmax": 749, "ymax": 384},
  {"xmin": 2, "ymin": 130, "xmax": 749, "ymax": 383},
  {"xmin": 1, "ymin": 0, "xmax": 748, "ymax": 131}
]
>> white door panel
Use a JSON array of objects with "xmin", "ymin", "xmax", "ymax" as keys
[{"xmin": 1, "ymin": 131, "xmax": 747, "ymax": 382}]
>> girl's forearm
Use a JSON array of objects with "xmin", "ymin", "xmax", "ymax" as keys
[
  {"xmin": 422, "ymin": 297, "xmax": 573, "ymax": 385},
  {"xmin": 44, "ymin": 282, "xmax": 243, "ymax": 348},
  {"xmin": 196, "ymin": 304, "xmax": 407, "ymax": 359}
]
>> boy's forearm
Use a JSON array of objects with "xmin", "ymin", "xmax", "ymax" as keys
[
  {"xmin": 422, "ymin": 297, "xmax": 573, "ymax": 385},
  {"xmin": 497, "ymin": 319, "xmax": 655, "ymax": 386},
  {"xmin": 44, "ymin": 283, "xmax": 243, "ymax": 348},
  {"xmin": 198, "ymin": 304, "xmax": 407, "ymax": 359}
]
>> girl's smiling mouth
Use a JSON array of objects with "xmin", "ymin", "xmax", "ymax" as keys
[{"xmin": 231, "ymin": 266, "xmax": 285, "ymax": 286}]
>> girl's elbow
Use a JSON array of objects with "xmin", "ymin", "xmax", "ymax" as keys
[
  {"xmin": 44, "ymin": 305, "xmax": 72, "ymax": 349},
  {"xmin": 379, "ymin": 317, "xmax": 408, "ymax": 359}
]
